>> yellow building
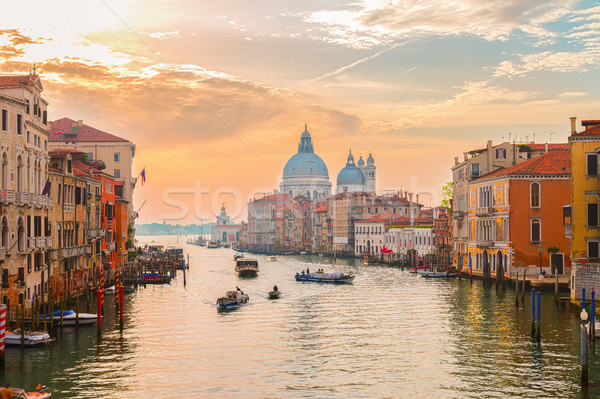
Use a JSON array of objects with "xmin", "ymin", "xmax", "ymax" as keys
[{"xmin": 567, "ymin": 117, "xmax": 600, "ymax": 300}]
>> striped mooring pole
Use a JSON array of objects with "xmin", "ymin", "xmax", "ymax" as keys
[
  {"xmin": 0, "ymin": 304, "xmax": 6, "ymax": 368},
  {"xmin": 100, "ymin": 268, "xmax": 105, "ymax": 316},
  {"xmin": 115, "ymin": 266, "xmax": 120, "ymax": 316}
]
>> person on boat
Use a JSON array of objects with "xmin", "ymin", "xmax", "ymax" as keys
[
  {"xmin": 273, "ymin": 285, "xmax": 278, "ymax": 292},
  {"xmin": 0, "ymin": 383, "xmax": 12, "ymax": 399},
  {"xmin": 306, "ymin": 267, "xmax": 310, "ymax": 274},
  {"xmin": 301, "ymin": 270, "xmax": 305, "ymax": 276}
]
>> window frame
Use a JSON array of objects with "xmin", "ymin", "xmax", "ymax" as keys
[
  {"xmin": 530, "ymin": 182, "xmax": 541, "ymax": 208},
  {"xmin": 587, "ymin": 153, "xmax": 598, "ymax": 176},
  {"xmin": 531, "ymin": 218, "xmax": 541, "ymax": 243}
]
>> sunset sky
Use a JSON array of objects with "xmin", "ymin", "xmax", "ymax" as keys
[{"xmin": 1, "ymin": 0, "xmax": 599, "ymax": 223}]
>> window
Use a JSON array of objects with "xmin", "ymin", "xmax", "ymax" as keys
[
  {"xmin": 531, "ymin": 219, "xmax": 541, "ymax": 243},
  {"xmin": 496, "ymin": 148, "xmax": 506, "ymax": 159},
  {"xmin": 114, "ymin": 152, "xmax": 120, "ymax": 162},
  {"xmin": 530, "ymin": 182, "xmax": 540, "ymax": 208},
  {"xmin": 1, "ymin": 109, "xmax": 6, "ymax": 131},
  {"xmin": 587, "ymin": 154, "xmax": 598, "ymax": 176},
  {"xmin": 471, "ymin": 163, "xmax": 480, "ymax": 176},
  {"xmin": 67, "ymin": 159, "xmax": 72, "ymax": 173},
  {"xmin": 57, "ymin": 183, "xmax": 61, "ymax": 204},
  {"xmin": 114, "ymin": 169, "xmax": 121, "ymax": 179},
  {"xmin": 589, "ymin": 241, "xmax": 599, "ymax": 259},
  {"xmin": 43, "ymin": 110, "xmax": 47, "ymax": 125},
  {"xmin": 27, "ymin": 131, "xmax": 30, "ymax": 144},
  {"xmin": 16, "ymin": 114, "xmax": 22, "ymax": 135},
  {"xmin": 25, "ymin": 100, "xmax": 30, "ymax": 114},
  {"xmin": 587, "ymin": 196, "xmax": 599, "ymax": 227}
]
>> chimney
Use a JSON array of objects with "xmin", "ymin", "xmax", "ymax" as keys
[
  {"xmin": 570, "ymin": 117, "xmax": 577, "ymax": 134},
  {"xmin": 545, "ymin": 142, "xmax": 548, "ymax": 153},
  {"xmin": 463, "ymin": 152, "xmax": 468, "ymax": 161},
  {"xmin": 487, "ymin": 140, "xmax": 493, "ymax": 171},
  {"xmin": 78, "ymin": 120, "xmax": 83, "ymax": 127},
  {"xmin": 454, "ymin": 156, "xmax": 459, "ymax": 166},
  {"xmin": 416, "ymin": 194, "xmax": 420, "ymax": 206}
]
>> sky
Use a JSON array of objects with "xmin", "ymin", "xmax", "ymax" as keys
[{"xmin": 1, "ymin": 0, "xmax": 599, "ymax": 223}]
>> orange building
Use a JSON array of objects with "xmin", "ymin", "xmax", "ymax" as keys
[{"xmin": 466, "ymin": 149, "xmax": 571, "ymax": 279}]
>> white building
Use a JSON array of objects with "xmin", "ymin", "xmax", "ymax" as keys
[
  {"xmin": 354, "ymin": 213, "xmax": 406, "ymax": 255},
  {"xmin": 386, "ymin": 225, "xmax": 435, "ymax": 258}
]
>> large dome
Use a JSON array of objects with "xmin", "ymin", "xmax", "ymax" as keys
[
  {"xmin": 337, "ymin": 150, "xmax": 365, "ymax": 186},
  {"xmin": 283, "ymin": 152, "xmax": 329, "ymax": 178},
  {"xmin": 337, "ymin": 165, "xmax": 365, "ymax": 185}
]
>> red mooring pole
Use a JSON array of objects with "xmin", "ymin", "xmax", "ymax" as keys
[
  {"xmin": 97, "ymin": 290, "xmax": 102, "ymax": 337},
  {"xmin": 119, "ymin": 284, "xmax": 124, "ymax": 331},
  {"xmin": 0, "ymin": 304, "xmax": 6, "ymax": 368}
]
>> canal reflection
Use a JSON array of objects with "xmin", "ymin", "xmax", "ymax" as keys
[{"xmin": 0, "ymin": 235, "xmax": 598, "ymax": 398}]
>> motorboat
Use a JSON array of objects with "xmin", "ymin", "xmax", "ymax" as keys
[
  {"xmin": 44, "ymin": 310, "xmax": 100, "ymax": 326},
  {"xmin": 235, "ymin": 258, "xmax": 259, "ymax": 277},
  {"xmin": 9, "ymin": 385, "xmax": 51, "ymax": 398},
  {"xmin": 295, "ymin": 271, "xmax": 354, "ymax": 284},
  {"xmin": 216, "ymin": 290, "xmax": 249, "ymax": 309},
  {"xmin": 233, "ymin": 253, "xmax": 244, "ymax": 261},
  {"xmin": 267, "ymin": 256, "xmax": 277, "ymax": 261},
  {"xmin": 205, "ymin": 240, "xmax": 219, "ymax": 248},
  {"xmin": 104, "ymin": 285, "xmax": 116, "ymax": 294},
  {"xmin": 5, "ymin": 329, "xmax": 53, "ymax": 346}
]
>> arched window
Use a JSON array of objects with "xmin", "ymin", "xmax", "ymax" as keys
[
  {"xmin": 531, "ymin": 219, "xmax": 541, "ymax": 243},
  {"xmin": 17, "ymin": 218, "xmax": 24, "ymax": 252},
  {"xmin": 587, "ymin": 195, "xmax": 599, "ymax": 228},
  {"xmin": 16, "ymin": 155, "xmax": 23, "ymax": 192},
  {"xmin": 313, "ymin": 190, "xmax": 317, "ymax": 200},
  {"xmin": 531, "ymin": 182, "xmax": 540, "ymax": 208},
  {"xmin": 1, "ymin": 153, "xmax": 7, "ymax": 189},
  {"xmin": 1, "ymin": 217, "xmax": 7, "ymax": 248}
]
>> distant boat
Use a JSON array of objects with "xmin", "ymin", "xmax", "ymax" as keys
[
  {"xmin": 268, "ymin": 290, "xmax": 281, "ymax": 299},
  {"xmin": 217, "ymin": 290, "xmax": 249, "ymax": 309},
  {"xmin": 417, "ymin": 270, "xmax": 458, "ymax": 278},
  {"xmin": 267, "ymin": 256, "xmax": 277, "ymax": 261},
  {"xmin": 295, "ymin": 271, "xmax": 354, "ymax": 284},
  {"xmin": 233, "ymin": 253, "xmax": 244, "ymax": 261},
  {"xmin": 8, "ymin": 386, "xmax": 51, "ymax": 399},
  {"xmin": 205, "ymin": 240, "xmax": 219, "ymax": 249},
  {"xmin": 236, "ymin": 258, "xmax": 259, "ymax": 277},
  {"xmin": 5, "ymin": 329, "xmax": 53, "ymax": 346},
  {"xmin": 104, "ymin": 285, "xmax": 116, "ymax": 294},
  {"xmin": 37, "ymin": 310, "xmax": 100, "ymax": 326}
]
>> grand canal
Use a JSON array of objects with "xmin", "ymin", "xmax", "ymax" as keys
[{"xmin": 2, "ymin": 235, "xmax": 600, "ymax": 398}]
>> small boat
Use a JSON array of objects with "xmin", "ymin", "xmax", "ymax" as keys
[
  {"xmin": 39, "ymin": 310, "xmax": 100, "ymax": 326},
  {"xmin": 235, "ymin": 258, "xmax": 259, "ymax": 277},
  {"xmin": 267, "ymin": 256, "xmax": 277, "ymax": 261},
  {"xmin": 217, "ymin": 290, "xmax": 249, "ymax": 309},
  {"xmin": 104, "ymin": 285, "xmax": 116, "ymax": 294},
  {"xmin": 233, "ymin": 253, "xmax": 244, "ymax": 261},
  {"xmin": 418, "ymin": 270, "xmax": 459, "ymax": 278},
  {"xmin": 9, "ymin": 385, "xmax": 51, "ymax": 398},
  {"xmin": 268, "ymin": 290, "xmax": 281, "ymax": 299},
  {"xmin": 299, "ymin": 251, "xmax": 307, "ymax": 255},
  {"xmin": 295, "ymin": 271, "xmax": 354, "ymax": 284},
  {"xmin": 205, "ymin": 240, "xmax": 219, "ymax": 249},
  {"xmin": 319, "ymin": 253, "xmax": 327, "ymax": 257},
  {"xmin": 5, "ymin": 329, "xmax": 54, "ymax": 346}
]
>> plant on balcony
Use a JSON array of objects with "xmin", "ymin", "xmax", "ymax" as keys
[{"xmin": 547, "ymin": 246, "xmax": 559, "ymax": 254}]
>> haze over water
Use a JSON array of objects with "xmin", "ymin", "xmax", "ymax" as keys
[{"xmin": 2, "ymin": 235, "xmax": 599, "ymax": 398}]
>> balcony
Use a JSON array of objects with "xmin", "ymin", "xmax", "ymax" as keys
[
  {"xmin": 1, "ymin": 190, "xmax": 15, "ymax": 204},
  {"xmin": 452, "ymin": 210, "xmax": 466, "ymax": 220},
  {"xmin": 17, "ymin": 191, "xmax": 30, "ymax": 206},
  {"xmin": 64, "ymin": 203, "xmax": 74, "ymax": 212},
  {"xmin": 564, "ymin": 223, "xmax": 572, "ymax": 239},
  {"xmin": 87, "ymin": 192, "xmax": 93, "ymax": 200},
  {"xmin": 475, "ymin": 207, "xmax": 494, "ymax": 217},
  {"xmin": 46, "ymin": 237, "xmax": 53, "ymax": 247},
  {"xmin": 15, "ymin": 281, "xmax": 26, "ymax": 288},
  {"xmin": 476, "ymin": 240, "xmax": 494, "ymax": 248},
  {"xmin": 108, "ymin": 242, "xmax": 116, "ymax": 251},
  {"xmin": 95, "ymin": 194, "xmax": 101, "ymax": 201},
  {"xmin": 36, "ymin": 237, "xmax": 45, "ymax": 248},
  {"xmin": 28, "ymin": 237, "xmax": 36, "ymax": 248}
]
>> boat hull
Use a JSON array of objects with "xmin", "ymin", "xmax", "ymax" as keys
[
  {"xmin": 418, "ymin": 271, "xmax": 459, "ymax": 278},
  {"xmin": 5, "ymin": 330, "xmax": 53, "ymax": 346},
  {"xmin": 216, "ymin": 296, "xmax": 249, "ymax": 308},
  {"xmin": 268, "ymin": 291, "xmax": 280, "ymax": 299},
  {"xmin": 236, "ymin": 268, "xmax": 258, "ymax": 277},
  {"xmin": 295, "ymin": 275, "xmax": 354, "ymax": 284}
]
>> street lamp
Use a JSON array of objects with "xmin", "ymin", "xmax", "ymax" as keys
[{"xmin": 538, "ymin": 245, "xmax": 543, "ymax": 276}]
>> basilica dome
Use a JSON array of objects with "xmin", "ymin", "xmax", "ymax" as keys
[
  {"xmin": 283, "ymin": 152, "xmax": 329, "ymax": 178},
  {"xmin": 337, "ymin": 150, "xmax": 365, "ymax": 186}
]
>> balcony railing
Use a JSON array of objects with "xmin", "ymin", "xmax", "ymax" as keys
[
  {"xmin": 46, "ymin": 237, "xmax": 53, "ymax": 247},
  {"xmin": 28, "ymin": 237, "xmax": 36, "ymax": 248},
  {"xmin": 36, "ymin": 237, "xmax": 45, "ymax": 248},
  {"xmin": 17, "ymin": 191, "xmax": 30, "ymax": 206},
  {"xmin": 108, "ymin": 242, "xmax": 116, "ymax": 251},
  {"xmin": 475, "ymin": 207, "xmax": 494, "ymax": 216},
  {"xmin": 3, "ymin": 190, "xmax": 15, "ymax": 204},
  {"xmin": 452, "ymin": 210, "xmax": 466, "ymax": 220},
  {"xmin": 476, "ymin": 240, "xmax": 494, "ymax": 248}
]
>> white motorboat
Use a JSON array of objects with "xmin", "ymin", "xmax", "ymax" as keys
[
  {"xmin": 47, "ymin": 310, "xmax": 100, "ymax": 326},
  {"xmin": 5, "ymin": 329, "xmax": 53, "ymax": 346},
  {"xmin": 267, "ymin": 256, "xmax": 277, "ymax": 261},
  {"xmin": 104, "ymin": 285, "xmax": 116, "ymax": 294}
]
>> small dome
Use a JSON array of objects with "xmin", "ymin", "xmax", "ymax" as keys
[
  {"xmin": 357, "ymin": 156, "xmax": 365, "ymax": 168},
  {"xmin": 283, "ymin": 152, "xmax": 329, "ymax": 178},
  {"xmin": 367, "ymin": 153, "xmax": 374, "ymax": 166},
  {"xmin": 301, "ymin": 123, "xmax": 311, "ymax": 138},
  {"xmin": 337, "ymin": 165, "xmax": 365, "ymax": 186}
]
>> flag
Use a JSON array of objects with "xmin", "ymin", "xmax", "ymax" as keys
[
  {"xmin": 140, "ymin": 168, "xmax": 146, "ymax": 185},
  {"xmin": 55, "ymin": 130, "xmax": 63, "ymax": 135},
  {"xmin": 381, "ymin": 245, "xmax": 392, "ymax": 254},
  {"xmin": 41, "ymin": 179, "xmax": 50, "ymax": 195}
]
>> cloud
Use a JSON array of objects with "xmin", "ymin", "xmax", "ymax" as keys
[
  {"xmin": 306, "ymin": 0, "xmax": 571, "ymax": 49},
  {"xmin": 0, "ymin": 29, "xmax": 49, "ymax": 60},
  {"xmin": 149, "ymin": 31, "xmax": 180, "ymax": 40}
]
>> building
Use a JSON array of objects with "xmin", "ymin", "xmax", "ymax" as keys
[
  {"xmin": 452, "ymin": 139, "xmax": 569, "ymax": 269},
  {"xmin": 48, "ymin": 117, "xmax": 136, "ymax": 238},
  {"xmin": 466, "ymin": 148, "xmax": 571, "ymax": 280},
  {"xmin": 0, "ymin": 72, "xmax": 52, "ymax": 316},
  {"xmin": 387, "ymin": 224, "xmax": 435, "ymax": 264},
  {"xmin": 280, "ymin": 125, "xmax": 332, "ymax": 201},
  {"xmin": 434, "ymin": 209, "xmax": 452, "ymax": 266},
  {"xmin": 211, "ymin": 204, "xmax": 243, "ymax": 245},
  {"xmin": 355, "ymin": 213, "xmax": 406, "ymax": 255},
  {"xmin": 311, "ymin": 200, "xmax": 329, "ymax": 253},
  {"xmin": 247, "ymin": 193, "xmax": 291, "ymax": 249},
  {"xmin": 566, "ymin": 117, "xmax": 600, "ymax": 300}
]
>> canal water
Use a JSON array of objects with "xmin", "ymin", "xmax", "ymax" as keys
[{"xmin": 2, "ymin": 235, "xmax": 600, "ymax": 398}]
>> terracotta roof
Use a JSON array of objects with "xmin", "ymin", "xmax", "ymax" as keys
[
  {"xmin": 49, "ymin": 117, "xmax": 130, "ymax": 143},
  {"xmin": 571, "ymin": 122, "xmax": 600, "ymax": 138},
  {"xmin": 313, "ymin": 201, "xmax": 328, "ymax": 212},
  {"xmin": 356, "ymin": 213, "xmax": 406, "ymax": 223},
  {"xmin": 582, "ymin": 120, "xmax": 600, "ymax": 127},
  {"xmin": 527, "ymin": 143, "xmax": 569, "ymax": 151},
  {"xmin": 0, "ymin": 74, "xmax": 38, "ymax": 87},
  {"xmin": 482, "ymin": 150, "xmax": 571, "ymax": 179},
  {"xmin": 253, "ymin": 193, "xmax": 291, "ymax": 203}
]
